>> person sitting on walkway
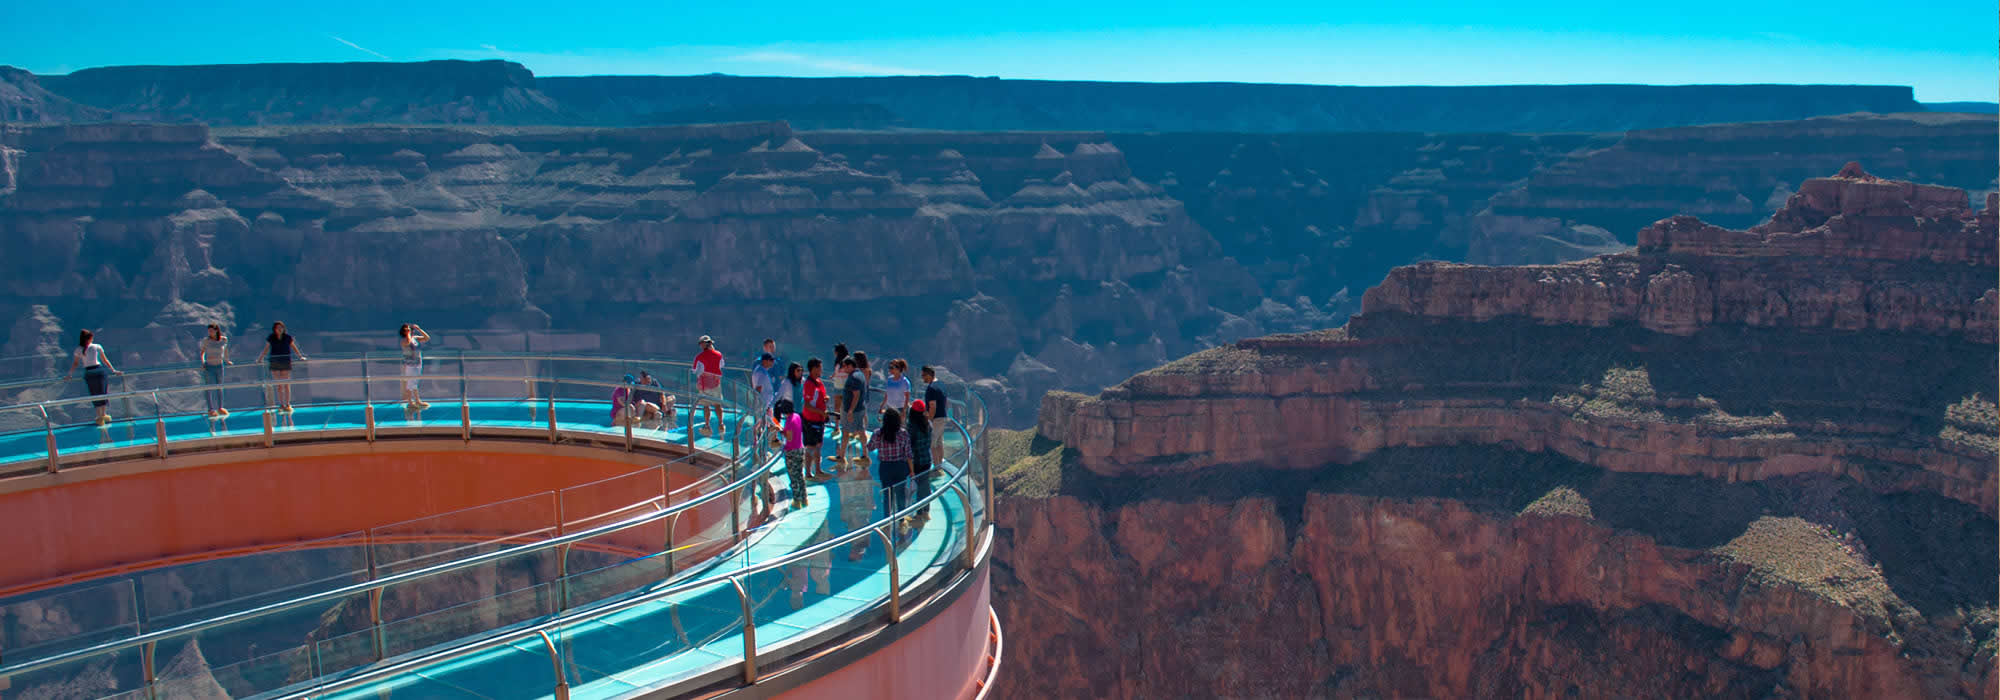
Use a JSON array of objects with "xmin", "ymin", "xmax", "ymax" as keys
[{"xmin": 635, "ymin": 370, "xmax": 674, "ymax": 430}]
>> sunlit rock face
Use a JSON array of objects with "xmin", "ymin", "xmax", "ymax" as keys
[{"xmin": 994, "ymin": 170, "xmax": 1996, "ymax": 699}]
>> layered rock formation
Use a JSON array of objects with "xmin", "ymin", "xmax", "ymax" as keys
[
  {"xmin": 2, "ymin": 118, "xmax": 1990, "ymax": 427},
  {"xmin": 997, "ymin": 170, "xmax": 1998, "ymax": 697},
  {"xmin": 1473, "ymin": 112, "xmax": 1999, "ymax": 264},
  {"xmin": 8, "ymin": 60, "xmax": 1927, "ymax": 133}
]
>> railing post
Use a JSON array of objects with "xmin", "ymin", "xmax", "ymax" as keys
[
  {"xmin": 730, "ymin": 577, "xmax": 757, "ymax": 684},
  {"xmin": 369, "ymin": 586, "xmax": 386, "ymax": 661},
  {"xmin": 261, "ymin": 381, "xmax": 274, "ymax": 448},
  {"xmin": 876, "ymin": 525, "xmax": 901, "ymax": 623},
  {"xmin": 364, "ymin": 404, "xmax": 376, "ymax": 442},
  {"xmin": 537, "ymin": 630, "xmax": 570, "ymax": 700},
  {"xmin": 623, "ymin": 411, "xmax": 634, "ymax": 452},
  {"xmin": 547, "ymin": 379, "xmax": 559, "ymax": 443},
  {"xmin": 40, "ymin": 405, "xmax": 57, "ymax": 474},
  {"xmin": 556, "ymin": 542, "xmax": 572, "ymax": 613},
  {"xmin": 152, "ymin": 391, "xmax": 167, "ymax": 459},
  {"xmin": 953, "ymin": 483, "xmax": 977, "ymax": 569},
  {"xmin": 461, "ymin": 400, "xmax": 472, "ymax": 442},
  {"xmin": 664, "ymin": 511, "xmax": 680, "ymax": 578},
  {"xmin": 140, "ymin": 640, "xmax": 157, "ymax": 700}
]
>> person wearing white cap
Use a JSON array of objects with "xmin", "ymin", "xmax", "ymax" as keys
[{"xmin": 693, "ymin": 335, "xmax": 724, "ymax": 437}]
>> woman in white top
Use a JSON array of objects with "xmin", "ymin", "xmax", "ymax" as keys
[
  {"xmin": 62, "ymin": 329, "xmax": 122, "ymax": 425},
  {"xmin": 400, "ymin": 323, "xmax": 430, "ymax": 409}
]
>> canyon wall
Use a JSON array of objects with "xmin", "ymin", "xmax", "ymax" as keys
[
  {"xmin": 7, "ymin": 59, "xmax": 1929, "ymax": 132},
  {"xmin": 1, "ymin": 118, "xmax": 1991, "ymax": 426},
  {"xmin": 993, "ymin": 170, "xmax": 1998, "ymax": 697}
]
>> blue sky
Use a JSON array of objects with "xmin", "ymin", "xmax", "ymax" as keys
[{"xmin": 5, "ymin": 0, "xmax": 1994, "ymax": 101}]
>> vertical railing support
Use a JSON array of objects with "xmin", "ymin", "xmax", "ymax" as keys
[
  {"xmin": 261, "ymin": 381, "xmax": 275, "ymax": 448},
  {"xmin": 368, "ymin": 586, "xmax": 386, "ymax": 661},
  {"xmin": 623, "ymin": 412, "xmax": 634, "ymax": 452},
  {"xmin": 140, "ymin": 640, "xmax": 157, "ymax": 700},
  {"xmin": 461, "ymin": 401, "xmax": 472, "ymax": 442},
  {"xmin": 361, "ymin": 358, "xmax": 370, "ymax": 406},
  {"xmin": 876, "ymin": 525, "xmax": 902, "ymax": 623},
  {"xmin": 364, "ymin": 404, "xmax": 376, "ymax": 443},
  {"xmin": 556, "ymin": 542, "xmax": 572, "ymax": 613},
  {"xmin": 152, "ymin": 391, "xmax": 167, "ymax": 459},
  {"xmin": 546, "ymin": 379, "xmax": 559, "ymax": 443},
  {"xmin": 537, "ymin": 630, "xmax": 570, "ymax": 700},
  {"xmin": 40, "ymin": 405, "xmax": 57, "ymax": 473},
  {"xmin": 730, "ymin": 577, "xmax": 757, "ymax": 684},
  {"xmin": 664, "ymin": 511, "xmax": 680, "ymax": 578},
  {"xmin": 953, "ymin": 483, "xmax": 977, "ymax": 568}
]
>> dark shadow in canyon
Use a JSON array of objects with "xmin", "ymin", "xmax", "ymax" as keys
[{"xmin": 1008, "ymin": 442, "xmax": 1996, "ymax": 621}]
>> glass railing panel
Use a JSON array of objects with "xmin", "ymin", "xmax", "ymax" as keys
[
  {"xmin": 0, "ymin": 578, "xmax": 138, "ymax": 664},
  {"xmin": 566, "ymin": 576, "xmax": 744, "ymax": 691},
  {"xmin": 368, "ymin": 491, "xmax": 558, "ymax": 577},
  {"xmin": 151, "ymin": 635, "xmax": 315, "ymax": 699},
  {"xmin": 0, "ymin": 641, "xmax": 143, "ymax": 700},
  {"xmin": 0, "ymin": 404, "xmax": 52, "ymax": 473},
  {"xmin": 139, "ymin": 530, "xmax": 369, "ymax": 632}
]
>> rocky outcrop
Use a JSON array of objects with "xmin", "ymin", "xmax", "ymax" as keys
[
  {"xmin": 1473, "ymin": 113, "xmax": 1999, "ymax": 264},
  {"xmin": 1, "ymin": 120, "xmax": 1990, "ymax": 428},
  {"xmin": 0, "ymin": 66, "xmax": 109, "ymax": 123},
  {"xmin": 996, "ymin": 171, "xmax": 1999, "ymax": 698},
  {"xmin": 994, "ymin": 450, "xmax": 1996, "ymax": 699},
  {"xmin": 1056, "ymin": 172, "xmax": 1996, "ymax": 514}
]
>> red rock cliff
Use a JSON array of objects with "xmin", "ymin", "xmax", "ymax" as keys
[{"xmin": 995, "ymin": 169, "xmax": 1998, "ymax": 698}]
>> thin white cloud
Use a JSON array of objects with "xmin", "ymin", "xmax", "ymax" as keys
[
  {"xmin": 725, "ymin": 50, "xmax": 922, "ymax": 76},
  {"xmin": 328, "ymin": 35, "xmax": 392, "ymax": 60}
]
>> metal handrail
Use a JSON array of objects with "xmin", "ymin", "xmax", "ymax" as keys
[
  {"xmin": 294, "ymin": 416, "xmax": 986, "ymax": 699},
  {"xmin": 0, "ymin": 378, "xmax": 772, "ymax": 682},
  {"xmin": 0, "ymin": 352, "xmax": 992, "ymax": 699},
  {"xmin": 0, "ymin": 349, "xmax": 987, "ymax": 428}
]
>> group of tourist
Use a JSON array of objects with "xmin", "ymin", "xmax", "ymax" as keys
[
  {"xmin": 64, "ymin": 321, "xmax": 429, "ymax": 424},
  {"xmin": 629, "ymin": 335, "xmax": 955, "ymax": 542}
]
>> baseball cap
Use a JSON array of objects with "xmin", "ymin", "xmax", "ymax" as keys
[
  {"xmin": 910, "ymin": 400, "xmax": 927, "ymax": 414},
  {"xmin": 698, "ymin": 335, "xmax": 712, "ymax": 344},
  {"xmin": 623, "ymin": 373, "xmax": 636, "ymax": 383}
]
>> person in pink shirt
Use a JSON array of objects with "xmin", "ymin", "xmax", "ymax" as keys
[
  {"xmin": 772, "ymin": 398, "xmax": 808, "ymax": 509},
  {"xmin": 692, "ymin": 335, "xmax": 724, "ymax": 437}
]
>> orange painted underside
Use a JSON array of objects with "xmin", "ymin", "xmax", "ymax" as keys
[{"xmin": 0, "ymin": 449, "xmax": 722, "ymax": 596}]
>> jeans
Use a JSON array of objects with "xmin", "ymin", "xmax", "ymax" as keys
[
  {"xmin": 203, "ymin": 364, "xmax": 224, "ymax": 412},
  {"xmin": 83, "ymin": 367, "xmax": 108, "ymax": 407},
  {"xmin": 877, "ymin": 458, "xmax": 911, "ymax": 517},
  {"xmin": 912, "ymin": 462, "xmax": 934, "ymax": 516}
]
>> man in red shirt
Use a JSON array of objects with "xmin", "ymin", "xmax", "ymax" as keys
[
  {"xmin": 693, "ymin": 335, "xmax": 724, "ymax": 437},
  {"xmin": 801, "ymin": 357, "xmax": 833, "ymax": 479}
]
